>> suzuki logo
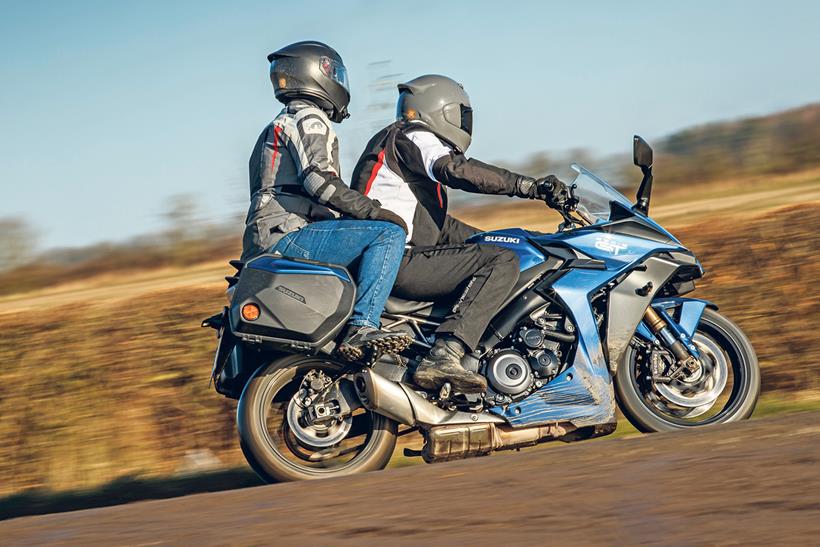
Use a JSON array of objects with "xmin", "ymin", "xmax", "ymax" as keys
[
  {"xmin": 484, "ymin": 235, "xmax": 520, "ymax": 244},
  {"xmin": 594, "ymin": 235, "xmax": 628, "ymax": 256},
  {"xmin": 275, "ymin": 285, "xmax": 306, "ymax": 304}
]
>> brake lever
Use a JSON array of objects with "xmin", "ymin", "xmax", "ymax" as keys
[
  {"xmin": 557, "ymin": 207, "xmax": 579, "ymax": 231},
  {"xmin": 574, "ymin": 208, "xmax": 594, "ymax": 226},
  {"xmin": 554, "ymin": 198, "xmax": 585, "ymax": 227}
]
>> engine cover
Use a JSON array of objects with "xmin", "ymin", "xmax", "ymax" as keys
[{"xmin": 486, "ymin": 350, "xmax": 533, "ymax": 395}]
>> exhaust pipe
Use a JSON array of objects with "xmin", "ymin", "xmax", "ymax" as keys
[
  {"xmin": 354, "ymin": 368, "xmax": 504, "ymax": 427},
  {"xmin": 354, "ymin": 368, "xmax": 416, "ymax": 425},
  {"xmin": 354, "ymin": 368, "xmax": 580, "ymax": 463}
]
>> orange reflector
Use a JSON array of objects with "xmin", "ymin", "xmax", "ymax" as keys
[{"xmin": 241, "ymin": 303, "xmax": 260, "ymax": 321}]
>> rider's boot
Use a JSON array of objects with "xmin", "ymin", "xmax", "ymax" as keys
[
  {"xmin": 413, "ymin": 337, "xmax": 487, "ymax": 393},
  {"xmin": 336, "ymin": 325, "xmax": 412, "ymax": 361}
]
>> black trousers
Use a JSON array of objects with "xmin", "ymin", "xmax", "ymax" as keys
[{"xmin": 392, "ymin": 243, "xmax": 520, "ymax": 351}]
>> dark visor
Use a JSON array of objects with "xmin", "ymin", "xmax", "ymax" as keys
[
  {"xmin": 319, "ymin": 56, "xmax": 349, "ymax": 92},
  {"xmin": 460, "ymin": 105, "xmax": 473, "ymax": 135}
]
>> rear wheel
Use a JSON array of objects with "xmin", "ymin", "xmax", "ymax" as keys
[
  {"xmin": 237, "ymin": 355, "xmax": 397, "ymax": 482},
  {"xmin": 615, "ymin": 308, "xmax": 760, "ymax": 432}
]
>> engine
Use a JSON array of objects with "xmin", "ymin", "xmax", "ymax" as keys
[{"xmin": 484, "ymin": 304, "xmax": 574, "ymax": 404}]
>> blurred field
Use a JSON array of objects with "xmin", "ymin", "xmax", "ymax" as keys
[
  {"xmin": 1, "ymin": 167, "xmax": 818, "ymax": 315},
  {"xmin": 0, "ymin": 178, "xmax": 818, "ymax": 501},
  {"xmin": 456, "ymin": 166, "xmax": 820, "ymax": 232}
]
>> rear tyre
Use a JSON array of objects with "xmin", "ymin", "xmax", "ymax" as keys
[
  {"xmin": 615, "ymin": 308, "xmax": 760, "ymax": 433},
  {"xmin": 237, "ymin": 355, "xmax": 397, "ymax": 482}
]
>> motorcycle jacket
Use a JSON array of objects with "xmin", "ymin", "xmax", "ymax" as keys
[
  {"xmin": 242, "ymin": 100, "xmax": 383, "ymax": 260},
  {"xmin": 351, "ymin": 121, "xmax": 530, "ymax": 247}
]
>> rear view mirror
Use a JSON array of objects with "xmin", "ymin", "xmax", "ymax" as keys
[
  {"xmin": 633, "ymin": 135, "xmax": 654, "ymax": 215},
  {"xmin": 633, "ymin": 135, "xmax": 653, "ymax": 169}
]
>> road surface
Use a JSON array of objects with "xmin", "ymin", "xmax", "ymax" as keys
[{"xmin": 2, "ymin": 411, "xmax": 819, "ymax": 546}]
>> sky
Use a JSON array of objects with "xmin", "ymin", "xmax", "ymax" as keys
[{"xmin": 1, "ymin": 0, "xmax": 818, "ymax": 249}]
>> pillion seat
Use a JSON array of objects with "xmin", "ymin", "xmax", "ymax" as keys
[{"xmin": 384, "ymin": 296, "xmax": 435, "ymax": 315}]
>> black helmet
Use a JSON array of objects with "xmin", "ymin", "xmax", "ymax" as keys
[{"xmin": 268, "ymin": 41, "xmax": 350, "ymax": 123}]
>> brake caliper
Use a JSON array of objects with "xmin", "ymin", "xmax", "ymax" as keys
[{"xmin": 296, "ymin": 370, "xmax": 345, "ymax": 425}]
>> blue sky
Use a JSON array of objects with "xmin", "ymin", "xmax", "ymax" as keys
[{"xmin": 1, "ymin": 0, "xmax": 818, "ymax": 249}]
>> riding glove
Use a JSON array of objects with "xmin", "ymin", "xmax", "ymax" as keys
[
  {"xmin": 375, "ymin": 208, "xmax": 409, "ymax": 234},
  {"xmin": 516, "ymin": 175, "xmax": 569, "ymax": 209}
]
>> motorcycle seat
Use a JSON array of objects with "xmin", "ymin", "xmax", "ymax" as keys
[{"xmin": 384, "ymin": 296, "xmax": 435, "ymax": 315}]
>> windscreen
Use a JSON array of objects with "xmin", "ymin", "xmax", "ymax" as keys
[{"xmin": 569, "ymin": 164, "xmax": 634, "ymax": 223}]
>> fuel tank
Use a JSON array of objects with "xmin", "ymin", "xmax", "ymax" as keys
[{"xmin": 467, "ymin": 228, "xmax": 546, "ymax": 271}]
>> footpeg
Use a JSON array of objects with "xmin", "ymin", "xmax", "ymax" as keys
[
  {"xmin": 403, "ymin": 448, "xmax": 423, "ymax": 458},
  {"xmin": 439, "ymin": 382, "xmax": 452, "ymax": 400}
]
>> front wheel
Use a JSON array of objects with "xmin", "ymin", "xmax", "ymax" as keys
[
  {"xmin": 615, "ymin": 308, "xmax": 760, "ymax": 432},
  {"xmin": 237, "ymin": 355, "xmax": 397, "ymax": 482}
]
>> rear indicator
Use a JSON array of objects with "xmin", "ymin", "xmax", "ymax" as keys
[{"xmin": 241, "ymin": 303, "xmax": 260, "ymax": 321}]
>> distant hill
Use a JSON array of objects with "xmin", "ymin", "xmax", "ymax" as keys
[
  {"xmin": 498, "ymin": 102, "xmax": 820, "ymax": 191},
  {"xmin": 658, "ymin": 103, "xmax": 820, "ymax": 184}
]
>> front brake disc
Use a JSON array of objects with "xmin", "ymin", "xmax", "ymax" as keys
[{"xmin": 655, "ymin": 333, "xmax": 728, "ymax": 411}]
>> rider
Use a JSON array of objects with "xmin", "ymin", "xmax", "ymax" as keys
[
  {"xmin": 352, "ymin": 74, "xmax": 569, "ymax": 392},
  {"xmin": 241, "ymin": 41, "xmax": 411, "ymax": 359}
]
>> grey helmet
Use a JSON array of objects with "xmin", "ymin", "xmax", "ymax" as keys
[
  {"xmin": 396, "ymin": 74, "xmax": 473, "ymax": 153},
  {"xmin": 268, "ymin": 41, "xmax": 350, "ymax": 123}
]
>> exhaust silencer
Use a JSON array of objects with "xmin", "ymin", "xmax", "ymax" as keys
[{"xmin": 422, "ymin": 422, "xmax": 576, "ymax": 463}]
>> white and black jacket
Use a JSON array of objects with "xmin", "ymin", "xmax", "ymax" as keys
[
  {"xmin": 351, "ymin": 121, "xmax": 528, "ymax": 247},
  {"xmin": 241, "ymin": 100, "xmax": 384, "ymax": 260}
]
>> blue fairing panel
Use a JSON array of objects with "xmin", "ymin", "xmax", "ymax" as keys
[
  {"xmin": 246, "ymin": 255, "xmax": 352, "ymax": 283},
  {"xmin": 491, "ymin": 268, "xmax": 617, "ymax": 428},
  {"xmin": 468, "ymin": 229, "xmax": 546, "ymax": 271}
]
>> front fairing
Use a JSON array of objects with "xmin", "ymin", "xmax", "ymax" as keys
[
  {"xmin": 470, "ymin": 219, "xmax": 698, "ymax": 275},
  {"xmin": 536, "ymin": 164, "xmax": 697, "ymax": 270},
  {"xmin": 470, "ymin": 165, "xmax": 701, "ymax": 275},
  {"xmin": 626, "ymin": 211, "xmax": 681, "ymax": 245},
  {"xmin": 533, "ymin": 221, "xmax": 689, "ymax": 269}
]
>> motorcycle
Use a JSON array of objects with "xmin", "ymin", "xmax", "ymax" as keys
[{"xmin": 203, "ymin": 136, "xmax": 760, "ymax": 482}]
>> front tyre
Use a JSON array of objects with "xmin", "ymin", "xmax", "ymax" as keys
[
  {"xmin": 616, "ymin": 308, "xmax": 760, "ymax": 433},
  {"xmin": 237, "ymin": 355, "xmax": 397, "ymax": 482}
]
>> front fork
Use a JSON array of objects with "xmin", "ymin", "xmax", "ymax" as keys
[
  {"xmin": 643, "ymin": 306, "xmax": 701, "ymax": 361},
  {"xmin": 642, "ymin": 306, "xmax": 702, "ymax": 378}
]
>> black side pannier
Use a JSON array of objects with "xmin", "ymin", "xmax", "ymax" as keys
[{"xmin": 229, "ymin": 255, "xmax": 355, "ymax": 349}]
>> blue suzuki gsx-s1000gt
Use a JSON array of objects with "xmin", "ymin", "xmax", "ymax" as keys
[{"xmin": 203, "ymin": 136, "xmax": 760, "ymax": 482}]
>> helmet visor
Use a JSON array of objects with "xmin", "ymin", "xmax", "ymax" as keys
[
  {"xmin": 460, "ymin": 105, "xmax": 473, "ymax": 136},
  {"xmin": 319, "ymin": 56, "xmax": 349, "ymax": 92}
]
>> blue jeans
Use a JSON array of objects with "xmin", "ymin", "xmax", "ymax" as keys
[{"xmin": 270, "ymin": 220, "xmax": 406, "ymax": 329}]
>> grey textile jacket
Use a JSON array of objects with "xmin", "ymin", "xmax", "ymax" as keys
[{"xmin": 241, "ymin": 100, "xmax": 383, "ymax": 260}]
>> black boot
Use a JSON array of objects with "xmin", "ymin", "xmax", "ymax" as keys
[
  {"xmin": 336, "ymin": 325, "xmax": 412, "ymax": 361},
  {"xmin": 413, "ymin": 337, "xmax": 487, "ymax": 393}
]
